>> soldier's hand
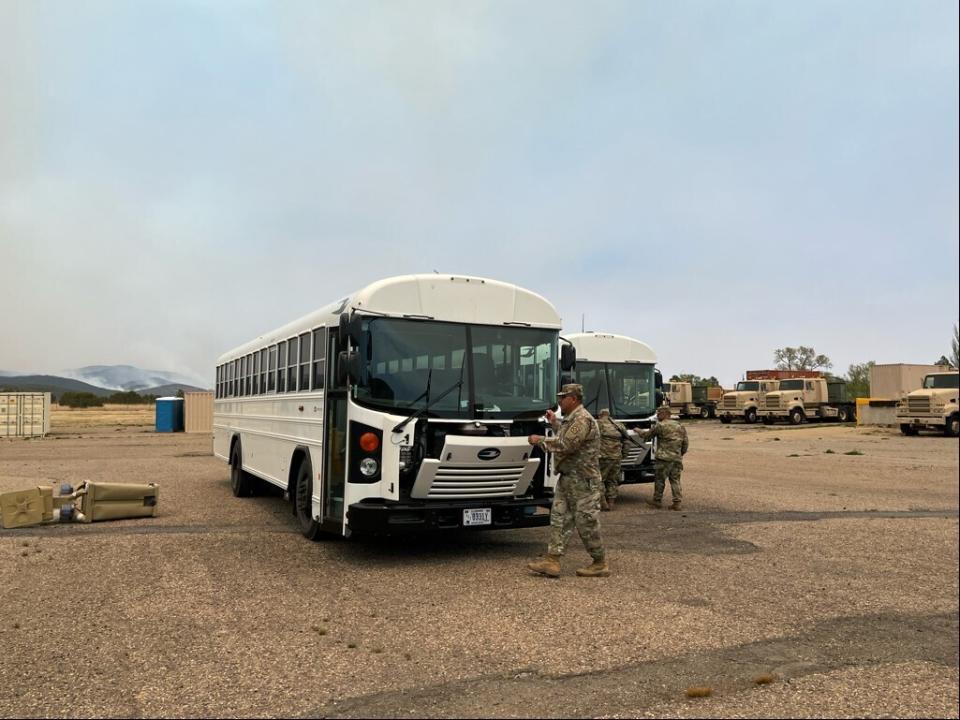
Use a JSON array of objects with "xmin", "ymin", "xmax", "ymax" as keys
[
  {"xmin": 545, "ymin": 408, "xmax": 556, "ymax": 423},
  {"xmin": 528, "ymin": 434, "xmax": 543, "ymax": 446}
]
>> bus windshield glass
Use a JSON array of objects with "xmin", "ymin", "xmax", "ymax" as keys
[
  {"xmin": 576, "ymin": 361, "xmax": 657, "ymax": 419},
  {"xmin": 354, "ymin": 318, "xmax": 558, "ymax": 419},
  {"xmin": 924, "ymin": 374, "xmax": 959, "ymax": 389},
  {"xmin": 736, "ymin": 382, "xmax": 758, "ymax": 391}
]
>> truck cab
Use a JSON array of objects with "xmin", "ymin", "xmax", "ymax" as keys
[
  {"xmin": 760, "ymin": 378, "xmax": 855, "ymax": 425},
  {"xmin": 663, "ymin": 381, "xmax": 695, "ymax": 418},
  {"xmin": 717, "ymin": 380, "xmax": 780, "ymax": 424},
  {"xmin": 896, "ymin": 371, "xmax": 960, "ymax": 437}
]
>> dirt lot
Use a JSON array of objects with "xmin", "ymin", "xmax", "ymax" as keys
[{"xmin": 1, "ymin": 413, "xmax": 957, "ymax": 718}]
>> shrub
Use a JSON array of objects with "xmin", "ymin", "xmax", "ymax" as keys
[{"xmin": 59, "ymin": 392, "xmax": 104, "ymax": 408}]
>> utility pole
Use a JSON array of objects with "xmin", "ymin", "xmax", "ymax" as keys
[{"xmin": 581, "ymin": 314, "xmax": 585, "ymax": 333}]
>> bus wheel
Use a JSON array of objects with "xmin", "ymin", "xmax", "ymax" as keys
[
  {"xmin": 295, "ymin": 458, "xmax": 324, "ymax": 541},
  {"xmin": 745, "ymin": 408, "xmax": 758, "ymax": 424},
  {"xmin": 230, "ymin": 442, "xmax": 254, "ymax": 498},
  {"xmin": 789, "ymin": 408, "xmax": 805, "ymax": 425},
  {"xmin": 945, "ymin": 415, "xmax": 960, "ymax": 438}
]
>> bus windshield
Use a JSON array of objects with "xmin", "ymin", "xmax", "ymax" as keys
[
  {"xmin": 354, "ymin": 318, "xmax": 558, "ymax": 419},
  {"xmin": 736, "ymin": 382, "xmax": 758, "ymax": 391},
  {"xmin": 576, "ymin": 361, "xmax": 657, "ymax": 419},
  {"xmin": 923, "ymin": 374, "xmax": 959, "ymax": 389}
]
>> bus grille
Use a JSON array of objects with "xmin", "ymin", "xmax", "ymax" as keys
[
  {"xmin": 426, "ymin": 465, "xmax": 526, "ymax": 498},
  {"xmin": 622, "ymin": 444, "xmax": 648, "ymax": 467}
]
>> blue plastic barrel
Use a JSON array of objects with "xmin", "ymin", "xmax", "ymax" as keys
[{"xmin": 155, "ymin": 397, "xmax": 185, "ymax": 432}]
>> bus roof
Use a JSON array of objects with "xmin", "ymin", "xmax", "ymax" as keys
[
  {"xmin": 566, "ymin": 332, "xmax": 657, "ymax": 364},
  {"xmin": 217, "ymin": 274, "xmax": 562, "ymax": 363}
]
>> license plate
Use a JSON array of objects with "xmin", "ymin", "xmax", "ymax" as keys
[{"xmin": 463, "ymin": 508, "xmax": 492, "ymax": 526}]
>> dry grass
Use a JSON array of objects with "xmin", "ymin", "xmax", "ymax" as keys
[
  {"xmin": 50, "ymin": 404, "xmax": 155, "ymax": 430},
  {"xmin": 685, "ymin": 686, "xmax": 713, "ymax": 698},
  {"xmin": 753, "ymin": 673, "xmax": 777, "ymax": 685}
]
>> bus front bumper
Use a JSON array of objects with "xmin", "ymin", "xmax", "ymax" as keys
[{"xmin": 346, "ymin": 498, "xmax": 552, "ymax": 534}]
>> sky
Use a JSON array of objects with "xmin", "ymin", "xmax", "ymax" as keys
[{"xmin": 1, "ymin": 0, "xmax": 957, "ymax": 389}]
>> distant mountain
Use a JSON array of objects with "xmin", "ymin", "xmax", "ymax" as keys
[
  {"xmin": 0, "ymin": 375, "xmax": 114, "ymax": 397},
  {"xmin": 142, "ymin": 383, "xmax": 208, "ymax": 397},
  {"xmin": 59, "ymin": 365, "xmax": 209, "ymax": 392}
]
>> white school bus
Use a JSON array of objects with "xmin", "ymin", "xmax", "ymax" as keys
[
  {"xmin": 213, "ymin": 274, "xmax": 575, "ymax": 539},
  {"xmin": 565, "ymin": 332, "xmax": 660, "ymax": 484}
]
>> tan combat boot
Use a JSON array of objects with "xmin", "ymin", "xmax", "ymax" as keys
[
  {"xmin": 527, "ymin": 554, "xmax": 561, "ymax": 578},
  {"xmin": 645, "ymin": 499, "xmax": 662, "ymax": 509},
  {"xmin": 576, "ymin": 558, "xmax": 610, "ymax": 577},
  {"xmin": 671, "ymin": 501, "xmax": 682, "ymax": 511}
]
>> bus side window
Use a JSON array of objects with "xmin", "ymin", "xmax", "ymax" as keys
[
  {"xmin": 268, "ymin": 345, "xmax": 277, "ymax": 392},
  {"xmin": 312, "ymin": 328, "xmax": 326, "ymax": 390},
  {"xmin": 278, "ymin": 341, "xmax": 287, "ymax": 392},
  {"xmin": 299, "ymin": 332, "xmax": 311, "ymax": 391}
]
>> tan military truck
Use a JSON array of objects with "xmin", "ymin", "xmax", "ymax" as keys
[
  {"xmin": 662, "ymin": 382, "xmax": 723, "ymax": 418},
  {"xmin": 758, "ymin": 378, "xmax": 856, "ymax": 425},
  {"xmin": 896, "ymin": 371, "xmax": 959, "ymax": 437},
  {"xmin": 717, "ymin": 379, "xmax": 780, "ymax": 424}
]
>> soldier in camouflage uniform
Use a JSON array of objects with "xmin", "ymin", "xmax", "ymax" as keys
[
  {"xmin": 525, "ymin": 384, "xmax": 609, "ymax": 578},
  {"xmin": 639, "ymin": 406, "xmax": 689, "ymax": 510},
  {"xmin": 596, "ymin": 409, "xmax": 628, "ymax": 511}
]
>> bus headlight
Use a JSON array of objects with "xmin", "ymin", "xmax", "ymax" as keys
[{"xmin": 359, "ymin": 458, "xmax": 379, "ymax": 477}]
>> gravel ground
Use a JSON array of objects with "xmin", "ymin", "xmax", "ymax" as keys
[{"xmin": 0, "ymin": 420, "xmax": 957, "ymax": 718}]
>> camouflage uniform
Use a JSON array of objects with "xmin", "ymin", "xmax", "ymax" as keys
[
  {"xmin": 597, "ymin": 409, "xmax": 627, "ymax": 503},
  {"xmin": 640, "ymin": 418, "xmax": 689, "ymax": 505},
  {"xmin": 539, "ymin": 403, "xmax": 605, "ymax": 561}
]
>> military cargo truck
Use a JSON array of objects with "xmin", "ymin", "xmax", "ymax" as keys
[
  {"xmin": 717, "ymin": 379, "xmax": 781, "ymax": 424},
  {"xmin": 662, "ymin": 382, "xmax": 723, "ymax": 418},
  {"xmin": 758, "ymin": 378, "xmax": 856, "ymax": 424},
  {"xmin": 896, "ymin": 371, "xmax": 959, "ymax": 437}
]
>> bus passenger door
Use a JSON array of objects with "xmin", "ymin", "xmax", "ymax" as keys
[{"xmin": 322, "ymin": 332, "xmax": 348, "ymax": 530}]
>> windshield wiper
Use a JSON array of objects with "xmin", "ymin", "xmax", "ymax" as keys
[
  {"xmin": 403, "ymin": 368, "xmax": 432, "ymax": 409},
  {"xmin": 392, "ymin": 364, "xmax": 466, "ymax": 434}
]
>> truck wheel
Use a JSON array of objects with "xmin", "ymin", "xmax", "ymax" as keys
[
  {"xmin": 745, "ymin": 408, "xmax": 758, "ymax": 424},
  {"xmin": 837, "ymin": 406, "xmax": 850, "ymax": 423},
  {"xmin": 789, "ymin": 408, "xmax": 805, "ymax": 425},
  {"xmin": 294, "ymin": 457, "xmax": 324, "ymax": 541},
  {"xmin": 945, "ymin": 415, "xmax": 960, "ymax": 438},
  {"xmin": 699, "ymin": 406, "xmax": 710, "ymax": 419},
  {"xmin": 230, "ymin": 441, "xmax": 255, "ymax": 497},
  {"xmin": 708, "ymin": 407, "xmax": 717, "ymax": 419},
  {"xmin": 720, "ymin": 416, "xmax": 732, "ymax": 425},
  {"xmin": 762, "ymin": 416, "xmax": 774, "ymax": 425},
  {"xmin": 900, "ymin": 424, "xmax": 918, "ymax": 436}
]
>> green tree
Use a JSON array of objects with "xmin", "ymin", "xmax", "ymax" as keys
[
  {"xmin": 59, "ymin": 392, "xmax": 104, "ymax": 408},
  {"xmin": 845, "ymin": 361, "xmax": 874, "ymax": 399},
  {"xmin": 774, "ymin": 346, "xmax": 832, "ymax": 371},
  {"xmin": 107, "ymin": 390, "xmax": 147, "ymax": 404},
  {"xmin": 669, "ymin": 373, "xmax": 720, "ymax": 387}
]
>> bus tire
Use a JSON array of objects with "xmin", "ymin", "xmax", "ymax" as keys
[
  {"xmin": 230, "ymin": 441, "xmax": 255, "ymax": 498},
  {"xmin": 789, "ymin": 408, "xmax": 805, "ymax": 425},
  {"xmin": 945, "ymin": 414, "xmax": 960, "ymax": 438},
  {"xmin": 745, "ymin": 408, "xmax": 758, "ymax": 424},
  {"xmin": 294, "ymin": 457, "xmax": 324, "ymax": 541}
]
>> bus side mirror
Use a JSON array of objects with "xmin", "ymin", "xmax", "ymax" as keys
[
  {"xmin": 654, "ymin": 370, "xmax": 663, "ymax": 389},
  {"xmin": 560, "ymin": 372, "xmax": 574, "ymax": 386},
  {"xmin": 337, "ymin": 350, "xmax": 361, "ymax": 386},
  {"xmin": 560, "ymin": 345, "xmax": 576, "ymax": 371},
  {"xmin": 339, "ymin": 312, "xmax": 362, "ymax": 345},
  {"xmin": 655, "ymin": 390, "xmax": 665, "ymax": 407}
]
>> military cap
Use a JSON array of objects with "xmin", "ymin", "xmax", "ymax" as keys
[
  {"xmin": 656, "ymin": 405, "xmax": 671, "ymax": 416},
  {"xmin": 556, "ymin": 383, "xmax": 583, "ymax": 398}
]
